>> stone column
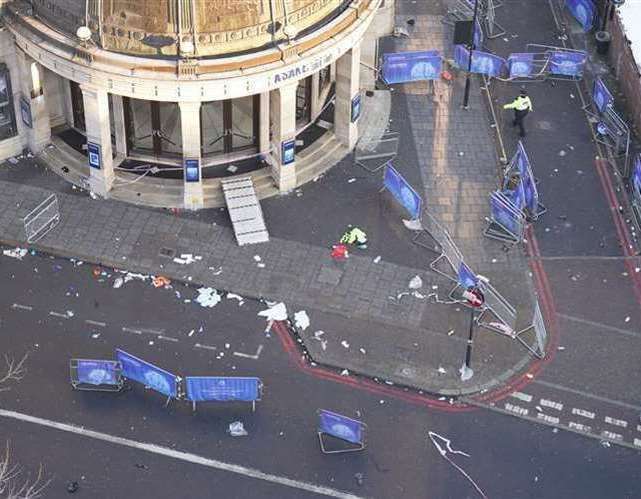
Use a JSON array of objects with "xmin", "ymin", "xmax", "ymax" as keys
[
  {"xmin": 81, "ymin": 85, "xmax": 114, "ymax": 196},
  {"xmin": 258, "ymin": 91, "xmax": 270, "ymax": 158},
  {"xmin": 269, "ymin": 82, "xmax": 297, "ymax": 193},
  {"xmin": 335, "ymin": 44, "xmax": 361, "ymax": 149},
  {"xmin": 310, "ymin": 72, "xmax": 321, "ymax": 119},
  {"xmin": 16, "ymin": 50, "xmax": 50, "ymax": 153},
  {"xmin": 111, "ymin": 94, "xmax": 128, "ymax": 161},
  {"xmin": 179, "ymin": 101, "xmax": 203, "ymax": 210}
]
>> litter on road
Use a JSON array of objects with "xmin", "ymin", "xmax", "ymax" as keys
[
  {"xmin": 195, "ymin": 287, "xmax": 221, "ymax": 308},
  {"xmin": 258, "ymin": 302, "xmax": 288, "ymax": 321},
  {"xmin": 294, "ymin": 310, "xmax": 310, "ymax": 331},
  {"xmin": 228, "ymin": 421, "xmax": 248, "ymax": 437},
  {"xmin": 2, "ymin": 248, "xmax": 28, "ymax": 260}
]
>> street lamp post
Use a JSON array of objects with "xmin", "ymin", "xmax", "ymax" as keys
[
  {"xmin": 460, "ymin": 307, "xmax": 476, "ymax": 381},
  {"xmin": 462, "ymin": 0, "xmax": 481, "ymax": 110}
]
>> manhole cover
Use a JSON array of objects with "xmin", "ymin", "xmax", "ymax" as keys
[{"xmin": 159, "ymin": 247, "xmax": 176, "ymax": 258}]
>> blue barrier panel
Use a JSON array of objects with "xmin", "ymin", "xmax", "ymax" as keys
[
  {"xmin": 185, "ymin": 377, "xmax": 261, "ymax": 402},
  {"xmin": 633, "ymin": 155, "xmax": 641, "ymax": 196},
  {"xmin": 491, "ymin": 192, "xmax": 522, "ymax": 236},
  {"xmin": 513, "ymin": 142, "xmax": 538, "ymax": 214},
  {"xmin": 318, "ymin": 410, "xmax": 365, "ymax": 445},
  {"xmin": 549, "ymin": 50, "xmax": 586, "ymax": 77},
  {"xmin": 77, "ymin": 360, "xmax": 119, "ymax": 386},
  {"xmin": 454, "ymin": 46, "xmax": 505, "ymax": 77},
  {"xmin": 565, "ymin": 0, "xmax": 595, "ymax": 31},
  {"xmin": 381, "ymin": 51, "xmax": 442, "ymax": 84},
  {"xmin": 457, "ymin": 262, "xmax": 479, "ymax": 289},
  {"xmin": 116, "ymin": 349, "xmax": 178, "ymax": 398},
  {"xmin": 593, "ymin": 78, "xmax": 614, "ymax": 114},
  {"xmin": 507, "ymin": 53, "xmax": 535, "ymax": 78},
  {"xmin": 383, "ymin": 162, "xmax": 422, "ymax": 219}
]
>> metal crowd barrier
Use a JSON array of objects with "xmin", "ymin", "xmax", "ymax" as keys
[{"xmin": 354, "ymin": 131, "xmax": 400, "ymax": 173}]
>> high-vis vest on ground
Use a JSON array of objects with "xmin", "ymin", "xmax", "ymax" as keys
[
  {"xmin": 503, "ymin": 96, "xmax": 533, "ymax": 112},
  {"xmin": 340, "ymin": 227, "xmax": 368, "ymax": 245}
]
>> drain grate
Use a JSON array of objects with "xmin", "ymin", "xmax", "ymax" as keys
[{"xmin": 158, "ymin": 247, "xmax": 176, "ymax": 258}]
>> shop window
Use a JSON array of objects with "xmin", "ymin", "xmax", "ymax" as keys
[{"xmin": 0, "ymin": 65, "xmax": 17, "ymax": 141}]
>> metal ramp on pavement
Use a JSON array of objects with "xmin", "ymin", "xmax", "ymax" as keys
[{"xmin": 221, "ymin": 177, "xmax": 269, "ymax": 246}]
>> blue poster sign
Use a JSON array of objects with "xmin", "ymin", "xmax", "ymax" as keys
[
  {"xmin": 507, "ymin": 53, "xmax": 535, "ymax": 78},
  {"xmin": 491, "ymin": 191, "xmax": 522, "ymax": 236},
  {"xmin": 87, "ymin": 142, "xmax": 101, "ymax": 170},
  {"xmin": 20, "ymin": 96, "xmax": 32, "ymax": 129},
  {"xmin": 592, "ymin": 78, "xmax": 614, "ymax": 114},
  {"xmin": 548, "ymin": 50, "xmax": 586, "ymax": 77},
  {"xmin": 457, "ymin": 262, "xmax": 479, "ymax": 289},
  {"xmin": 383, "ymin": 162, "xmax": 422, "ymax": 219},
  {"xmin": 454, "ymin": 46, "xmax": 505, "ymax": 77},
  {"xmin": 77, "ymin": 359, "xmax": 119, "ymax": 386},
  {"xmin": 184, "ymin": 158, "xmax": 199, "ymax": 182},
  {"xmin": 282, "ymin": 139, "xmax": 295, "ymax": 165},
  {"xmin": 351, "ymin": 94, "xmax": 361, "ymax": 123},
  {"xmin": 318, "ymin": 409, "xmax": 365, "ymax": 445},
  {"xmin": 381, "ymin": 51, "xmax": 442, "ymax": 84},
  {"xmin": 185, "ymin": 377, "xmax": 261, "ymax": 402},
  {"xmin": 633, "ymin": 155, "xmax": 641, "ymax": 196},
  {"xmin": 565, "ymin": 0, "xmax": 595, "ymax": 31},
  {"xmin": 115, "ymin": 349, "xmax": 178, "ymax": 398}
]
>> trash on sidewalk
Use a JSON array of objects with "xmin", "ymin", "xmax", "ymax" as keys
[
  {"xmin": 341, "ymin": 340, "xmax": 350, "ymax": 349},
  {"xmin": 173, "ymin": 253, "xmax": 199, "ymax": 265},
  {"xmin": 152, "ymin": 276, "xmax": 171, "ymax": 288},
  {"xmin": 409, "ymin": 275, "xmax": 423, "ymax": 290},
  {"xmin": 437, "ymin": 366, "xmax": 447, "ymax": 374},
  {"xmin": 2, "ymin": 248, "xmax": 28, "ymax": 260},
  {"xmin": 294, "ymin": 310, "xmax": 310, "ymax": 331},
  {"xmin": 228, "ymin": 421, "xmax": 248, "ymax": 437},
  {"xmin": 112, "ymin": 277, "xmax": 124, "ymax": 289},
  {"xmin": 226, "ymin": 293, "xmax": 244, "ymax": 305},
  {"xmin": 331, "ymin": 244, "xmax": 349, "ymax": 260},
  {"xmin": 373, "ymin": 255, "xmax": 381, "ymax": 263},
  {"xmin": 195, "ymin": 287, "xmax": 221, "ymax": 308},
  {"xmin": 258, "ymin": 302, "xmax": 288, "ymax": 321}
]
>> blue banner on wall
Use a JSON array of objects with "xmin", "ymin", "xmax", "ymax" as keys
[
  {"xmin": 454, "ymin": 46, "xmax": 505, "ymax": 77},
  {"xmin": 318, "ymin": 410, "xmax": 365, "ymax": 445},
  {"xmin": 592, "ymin": 78, "xmax": 614, "ymax": 114},
  {"xmin": 282, "ymin": 139, "xmax": 295, "ymax": 165},
  {"xmin": 383, "ymin": 162, "xmax": 422, "ymax": 219},
  {"xmin": 116, "ymin": 349, "xmax": 178, "ymax": 398},
  {"xmin": 507, "ymin": 53, "xmax": 535, "ymax": 78},
  {"xmin": 87, "ymin": 142, "xmax": 101, "ymax": 170},
  {"xmin": 381, "ymin": 51, "xmax": 442, "ymax": 84},
  {"xmin": 633, "ymin": 155, "xmax": 641, "ymax": 196},
  {"xmin": 565, "ymin": 0, "xmax": 595, "ymax": 31},
  {"xmin": 548, "ymin": 50, "xmax": 586, "ymax": 77},
  {"xmin": 457, "ymin": 262, "xmax": 479, "ymax": 289},
  {"xmin": 77, "ymin": 360, "xmax": 120, "ymax": 386},
  {"xmin": 491, "ymin": 191, "xmax": 523, "ymax": 236},
  {"xmin": 185, "ymin": 377, "xmax": 261, "ymax": 402}
]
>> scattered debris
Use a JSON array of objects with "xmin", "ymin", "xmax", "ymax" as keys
[
  {"xmin": 258, "ymin": 302, "xmax": 288, "ymax": 321},
  {"xmin": 2, "ymin": 248, "xmax": 28, "ymax": 260},
  {"xmin": 331, "ymin": 244, "xmax": 349, "ymax": 260},
  {"xmin": 348, "ymin": 178, "xmax": 357, "ymax": 183},
  {"xmin": 437, "ymin": 366, "xmax": 447, "ymax": 374},
  {"xmin": 112, "ymin": 277, "xmax": 124, "ymax": 289},
  {"xmin": 228, "ymin": 421, "xmax": 248, "ymax": 437},
  {"xmin": 341, "ymin": 340, "xmax": 350, "ymax": 349},
  {"xmin": 195, "ymin": 287, "xmax": 221, "ymax": 308},
  {"xmin": 409, "ymin": 275, "xmax": 423, "ymax": 290},
  {"xmin": 226, "ymin": 293, "xmax": 244, "ymax": 305},
  {"xmin": 373, "ymin": 255, "xmax": 382, "ymax": 264},
  {"xmin": 152, "ymin": 276, "xmax": 171, "ymax": 288},
  {"xmin": 341, "ymin": 369, "xmax": 350, "ymax": 376}
]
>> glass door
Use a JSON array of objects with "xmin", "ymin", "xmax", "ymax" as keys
[{"xmin": 69, "ymin": 81, "xmax": 85, "ymax": 132}]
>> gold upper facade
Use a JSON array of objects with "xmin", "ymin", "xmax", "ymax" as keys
[{"xmin": 28, "ymin": 0, "xmax": 348, "ymax": 57}]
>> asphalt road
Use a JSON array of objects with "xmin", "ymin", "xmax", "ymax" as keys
[{"xmin": 1, "ymin": 248, "xmax": 641, "ymax": 498}]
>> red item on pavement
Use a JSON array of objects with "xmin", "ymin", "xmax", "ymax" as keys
[{"xmin": 331, "ymin": 244, "xmax": 349, "ymax": 260}]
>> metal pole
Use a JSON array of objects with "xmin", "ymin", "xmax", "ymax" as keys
[
  {"xmin": 460, "ymin": 307, "xmax": 475, "ymax": 381},
  {"xmin": 462, "ymin": 0, "xmax": 481, "ymax": 109}
]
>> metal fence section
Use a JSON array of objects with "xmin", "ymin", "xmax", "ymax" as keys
[
  {"xmin": 23, "ymin": 194, "xmax": 60, "ymax": 243},
  {"xmin": 593, "ymin": 107, "xmax": 631, "ymax": 177},
  {"xmin": 354, "ymin": 131, "xmax": 399, "ymax": 173},
  {"xmin": 476, "ymin": 281, "xmax": 517, "ymax": 332}
]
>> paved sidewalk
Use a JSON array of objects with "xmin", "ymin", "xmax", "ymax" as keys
[{"xmin": 0, "ymin": 0, "xmax": 541, "ymax": 397}]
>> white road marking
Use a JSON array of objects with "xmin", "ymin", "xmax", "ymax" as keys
[
  {"xmin": 510, "ymin": 392, "xmax": 533, "ymax": 403},
  {"xmin": 504, "ymin": 403, "xmax": 529, "ymax": 416},
  {"xmin": 194, "ymin": 343, "xmax": 217, "ymax": 351},
  {"xmin": 49, "ymin": 311, "xmax": 69, "ymax": 319},
  {"xmin": 233, "ymin": 344, "xmax": 264, "ymax": 360},
  {"xmin": 604, "ymin": 416, "xmax": 628, "ymax": 429},
  {"xmin": 601, "ymin": 430, "xmax": 623, "ymax": 441},
  {"xmin": 139, "ymin": 328, "xmax": 163, "ymax": 336},
  {"xmin": 540, "ymin": 399, "xmax": 563, "ymax": 411},
  {"xmin": 85, "ymin": 319, "xmax": 106, "ymax": 327},
  {"xmin": 11, "ymin": 303, "xmax": 32, "ymax": 311},
  {"xmin": 534, "ymin": 380, "xmax": 641, "ymax": 411},
  {"xmin": 122, "ymin": 327, "xmax": 142, "ymax": 335},
  {"xmin": 571, "ymin": 408, "xmax": 595, "ymax": 420},
  {"xmin": 0, "ymin": 409, "xmax": 362, "ymax": 499},
  {"xmin": 568, "ymin": 422, "xmax": 591, "ymax": 433},
  {"xmin": 158, "ymin": 335, "xmax": 178, "ymax": 343},
  {"xmin": 557, "ymin": 313, "xmax": 640, "ymax": 338},
  {"xmin": 537, "ymin": 413, "xmax": 560, "ymax": 425}
]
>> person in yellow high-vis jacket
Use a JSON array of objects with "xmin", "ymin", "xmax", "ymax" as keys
[{"xmin": 503, "ymin": 88, "xmax": 533, "ymax": 138}]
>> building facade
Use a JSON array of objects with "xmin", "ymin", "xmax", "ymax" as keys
[{"xmin": 0, "ymin": 0, "xmax": 393, "ymax": 208}]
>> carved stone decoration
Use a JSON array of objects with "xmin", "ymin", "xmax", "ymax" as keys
[{"xmin": 28, "ymin": 0, "xmax": 348, "ymax": 58}]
